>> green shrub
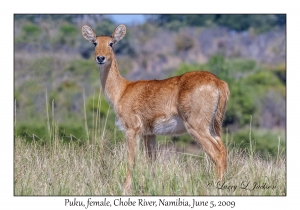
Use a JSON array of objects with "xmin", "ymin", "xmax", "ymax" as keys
[
  {"xmin": 59, "ymin": 24, "xmax": 78, "ymax": 36},
  {"xmin": 231, "ymin": 128, "xmax": 285, "ymax": 157},
  {"xmin": 245, "ymin": 70, "xmax": 281, "ymax": 86},
  {"xmin": 244, "ymin": 69, "xmax": 285, "ymax": 97},
  {"xmin": 56, "ymin": 23, "xmax": 79, "ymax": 46},
  {"xmin": 58, "ymin": 123, "xmax": 87, "ymax": 141},
  {"xmin": 21, "ymin": 23, "xmax": 41, "ymax": 42},
  {"xmin": 268, "ymin": 63, "xmax": 286, "ymax": 85},
  {"xmin": 64, "ymin": 58, "xmax": 98, "ymax": 82},
  {"xmin": 15, "ymin": 121, "xmax": 86, "ymax": 142},
  {"xmin": 225, "ymin": 81, "xmax": 257, "ymax": 127},
  {"xmin": 170, "ymin": 62, "xmax": 204, "ymax": 77},
  {"xmin": 86, "ymin": 93, "xmax": 110, "ymax": 116},
  {"xmin": 15, "ymin": 122, "xmax": 48, "ymax": 142}
]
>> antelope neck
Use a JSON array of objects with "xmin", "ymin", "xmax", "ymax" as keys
[{"xmin": 99, "ymin": 57, "xmax": 128, "ymax": 106}]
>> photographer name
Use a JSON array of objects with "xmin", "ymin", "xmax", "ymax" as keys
[{"xmin": 207, "ymin": 181, "xmax": 277, "ymax": 192}]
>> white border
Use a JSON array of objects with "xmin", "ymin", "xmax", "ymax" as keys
[{"xmin": 2, "ymin": 1, "xmax": 297, "ymax": 209}]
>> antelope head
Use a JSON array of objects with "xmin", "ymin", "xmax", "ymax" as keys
[{"xmin": 82, "ymin": 24, "xmax": 126, "ymax": 66}]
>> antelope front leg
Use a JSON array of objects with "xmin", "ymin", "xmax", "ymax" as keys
[
  {"xmin": 143, "ymin": 135, "xmax": 156, "ymax": 161},
  {"xmin": 124, "ymin": 130, "xmax": 139, "ymax": 194}
]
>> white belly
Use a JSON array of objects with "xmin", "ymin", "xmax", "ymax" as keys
[
  {"xmin": 116, "ymin": 116, "xmax": 187, "ymax": 135},
  {"xmin": 152, "ymin": 116, "xmax": 187, "ymax": 135}
]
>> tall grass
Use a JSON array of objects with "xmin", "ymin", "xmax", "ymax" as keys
[
  {"xmin": 14, "ymin": 91, "xmax": 286, "ymax": 196},
  {"xmin": 14, "ymin": 135, "xmax": 286, "ymax": 196}
]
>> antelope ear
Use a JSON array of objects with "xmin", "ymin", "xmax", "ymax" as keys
[
  {"xmin": 112, "ymin": 24, "xmax": 126, "ymax": 43},
  {"xmin": 82, "ymin": 25, "xmax": 97, "ymax": 43}
]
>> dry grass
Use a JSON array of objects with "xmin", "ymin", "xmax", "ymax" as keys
[{"xmin": 14, "ymin": 133, "xmax": 286, "ymax": 196}]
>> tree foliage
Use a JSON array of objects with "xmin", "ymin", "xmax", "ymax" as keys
[{"xmin": 149, "ymin": 14, "xmax": 286, "ymax": 32}]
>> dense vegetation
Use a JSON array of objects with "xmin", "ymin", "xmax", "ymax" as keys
[
  {"xmin": 149, "ymin": 14, "xmax": 286, "ymax": 33},
  {"xmin": 14, "ymin": 14, "xmax": 286, "ymax": 159}
]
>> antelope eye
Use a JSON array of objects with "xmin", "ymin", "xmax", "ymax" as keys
[
  {"xmin": 109, "ymin": 42, "xmax": 113, "ymax": 47},
  {"xmin": 93, "ymin": 42, "xmax": 97, "ymax": 47}
]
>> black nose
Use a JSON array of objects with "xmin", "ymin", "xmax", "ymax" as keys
[{"xmin": 96, "ymin": 56, "xmax": 105, "ymax": 63}]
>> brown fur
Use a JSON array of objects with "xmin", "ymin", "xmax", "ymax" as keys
[{"xmin": 82, "ymin": 24, "xmax": 230, "ymax": 194}]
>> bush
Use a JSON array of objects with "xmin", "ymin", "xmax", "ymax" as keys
[
  {"xmin": 152, "ymin": 14, "xmax": 285, "ymax": 33},
  {"xmin": 15, "ymin": 22, "xmax": 42, "ymax": 44},
  {"xmin": 231, "ymin": 128, "xmax": 285, "ymax": 158},
  {"xmin": 23, "ymin": 23, "xmax": 40, "ymax": 35},
  {"xmin": 269, "ymin": 63, "xmax": 286, "ymax": 85},
  {"xmin": 15, "ymin": 122, "xmax": 48, "ymax": 142},
  {"xmin": 57, "ymin": 23, "xmax": 79, "ymax": 46},
  {"xmin": 64, "ymin": 58, "xmax": 99, "ymax": 82},
  {"xmin": 58, "ymin": 123, "xmax": 87, "ymax": 141},
  {"xmin": 86, "ymin": 93, "xmax": 110, "ymax": 116},
  {"xmin": 59, "ymin": 24, "xmax": 78, "ymax": 36},
  {"xmin": 245, "ymin": 70, "xmax": 280, "ymax": 86},
  {"xmin": 15, "ymin": 121, "xmax": 87, "ymax": 142},
  {"xmin": 225, "ymin": 81, "xmax": 257, "ymax": 127}
]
